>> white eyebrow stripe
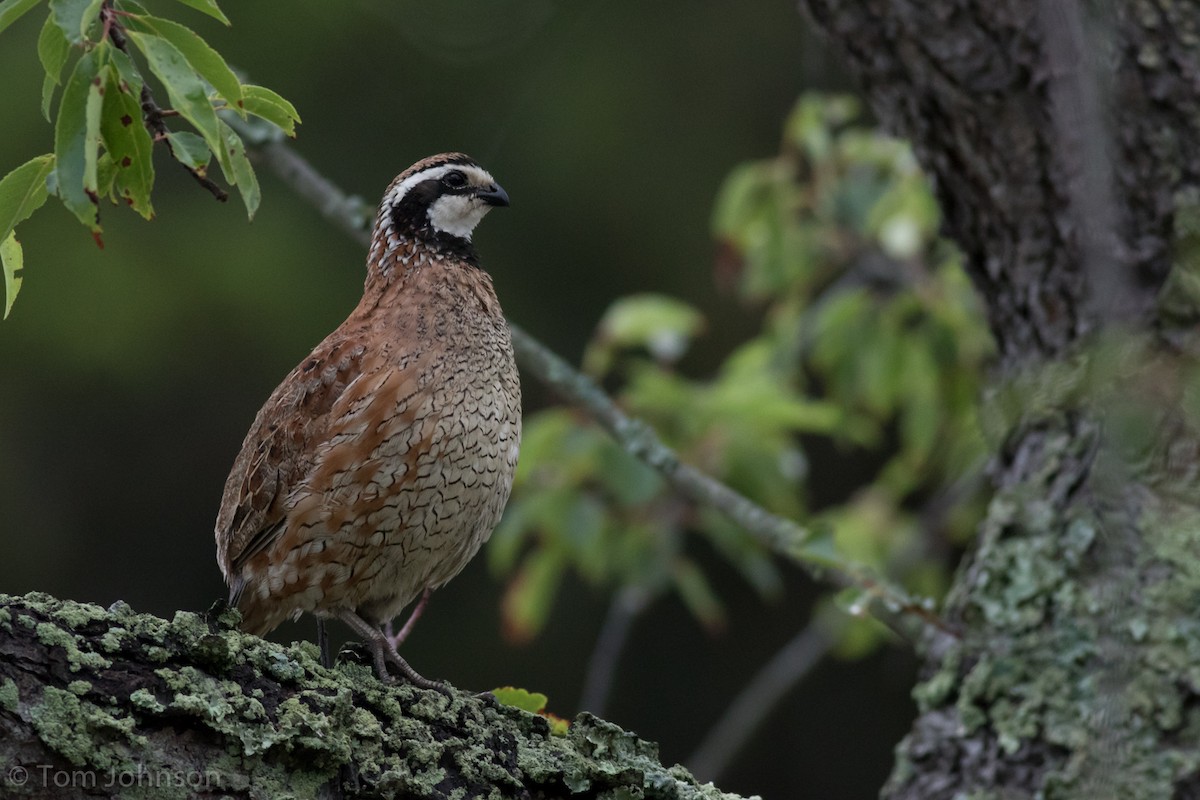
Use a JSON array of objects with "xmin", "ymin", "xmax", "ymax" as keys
[{"xmin": 384, "ymin": 164, "xmax": 496, "ymax": 208}]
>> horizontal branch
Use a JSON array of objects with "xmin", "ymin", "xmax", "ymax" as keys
[
  {"xmin": 0, "ymin": 592, "xmax": 747, "ymax": 800},
  {"xmin": 227, "ymin": 116, "xmax": 948, "ymax": 638}
]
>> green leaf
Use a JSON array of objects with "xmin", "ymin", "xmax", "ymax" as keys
[
  {"xmin": 49, "ymin": 0, "xmax": 102, "ymax": 44},
  {"xmin": 95, "ymin": 151, "xmax": 116, "ymax": 198},
  {"xmin": 563, "ymin": 493, "xmax": 606, "ymax": 556},
  {"xmin": 501, "ymin": 547, "xmax": 565, "ymax": 643},
  {"xmin": 125, "ymin": 14, "xmax": 242, "ymax": 111},
  {"xmin": 100, "ymin": 65, "xmax": 155, "ymax": 219},
  {"xmin": 711, "ymin": 161, "xmax": 772, "ymax": 239},
  {"xmin": 0, "ymin": 154, "xmax": 55, "ymax": 245},
  {"xmin": 595, "ymin": 438, "xmax": 660, "ymax": 506},
  {"xmin": 584, "ymin": 293, "xmax": 705, "ymax": 375},
  {"xmin": 241, "ymin": 84, "xmax": 300, "ymax": 136},
  {"xmin": 219, "ymin": 119, "xmax": 259, "ymax": 218},
  {"xmin": 0, "ymin": 0, "xmax": 43, "ymax": 35},
  {"xmin": 2, "ymin": 231, "xmax": 24, "ymax": 319},
  {"xmin": 53, "ymin": 48, "xmax": 104, "ymax": 231},
  {"xmin": 37, "ymin": 11, "xmax": 70, "ymax": 120},
  {"xmin": 107, "ymin": 44, "xmax": 144, "ymax": 94},
  {"xmin": 489, "ymin": 687, "xmax": 569, "ymax": 734},
  {"xmin": 126, "ymin": 30, "xmax": 225, "ymax": 167},
  {"xmin": 165, "ymin": 131, "xmax": 210, "ymax": 172},
  {"xmin": 83, "ymin": 61, "xmax": 104, "ymax": 199},
  {"xmin": 167, "ymin": 0, "xmax": 229, "ymax": 25},
  {"xmin": 490, "ymin": 686, "xmax": 548, "ymax": 715},
  {"xmin": 898, "ymin": 344, "xmax": 940, "ymax": 463}
]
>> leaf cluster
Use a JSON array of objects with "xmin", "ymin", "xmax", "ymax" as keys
[
  {"xmin": 0, "ymin": 0, "xmax": 299, "ymax": 318},
  {"xmin": 494, "ymin": 95, "xmax": 995, "ymax": 655}
]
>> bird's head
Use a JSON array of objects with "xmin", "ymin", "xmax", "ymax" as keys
[{"xmin": 379, "ymin": 153, "xmax": 509, "ymax": 248}]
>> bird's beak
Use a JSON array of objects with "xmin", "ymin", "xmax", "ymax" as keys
[{"xmin": 475, "ymin": 183, "xmax": 510, "ymax": 207}]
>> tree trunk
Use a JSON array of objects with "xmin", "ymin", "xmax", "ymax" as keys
[
  {"xmin": 798, "ymin": 1, "xmax": 1200, "ymax": 797},
  {"xmin": 0, "ymin": 593, "xmax": 746, "ymax": 800}
]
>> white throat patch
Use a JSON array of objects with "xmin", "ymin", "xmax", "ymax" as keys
[{"xmin": 426, "ymin": 194, "xmax": 493, "ymax": 240}]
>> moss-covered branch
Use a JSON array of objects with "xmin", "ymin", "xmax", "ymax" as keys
[{"xmin": 0, "ymin": 593, "xmax": 751, "ymax": 800}]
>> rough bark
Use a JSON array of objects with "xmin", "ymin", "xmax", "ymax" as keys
[
  {"xmin": 0, "ymin": 593, "xmax": 748, "ymax": 800},
  {"xmin": 798, "ymin": 1, "xmax": 1200, "ymax": 798}
]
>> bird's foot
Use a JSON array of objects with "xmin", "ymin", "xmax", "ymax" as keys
[
  {"xmin": 376, "ymin": 646, "xmax": 450, "ymax": 695},
  {"xmin": 335, "ymin": 609, "xmax": 449, "ymax": 695}
]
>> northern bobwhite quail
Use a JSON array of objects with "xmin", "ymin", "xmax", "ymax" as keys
[{"xmin": 215, "ymin": 153, "xmax": 521, "ymax": 688}]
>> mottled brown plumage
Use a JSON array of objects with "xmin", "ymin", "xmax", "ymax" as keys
[{"xmin": 215, "ymin": 154, "xmax": 520, "ymax": 687}]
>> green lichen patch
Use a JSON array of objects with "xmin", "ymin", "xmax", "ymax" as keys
[
  {"xmin": 141, "ymin": 645, "xmax": 173, "ymax": 663},
  {"xmin": 29, "ymin": 686, "xmax": 145, "ymax": 769},
  {"xmin": 35, "ymin": 621, "xmax": 113, "ymax": 672},
  {"xmin": 156, "ymin": 665, "xmax": 263, "ymax": 725},
  {"xmin": 0, "ymin": 676, "xmax": 19, "ymax": 712},
  {"xmin": 573, "ymin": 712, "xmax": 661, "ymax": 763},
  {"xmin": 45, "ymin": 596, "xmax": 111, "ymax": 629},
  {"xmin": 261, "ymin": 649, "xmax": 307, "ymax": 683},
  {"xmin": 169, "ymin": 609, "xmax": 209, "ymax": 641},
  {"xmin": 274, "ymin": 694, "xmax": 355, "ymax": 766},
  {"xmin": 237, "ymin": 632, "xmax": 325, "ymax": 687},
  {"xmin": 98, "ymin": 626, "xmax": 130, "ymax": 653},
  {"xmin": 34, "ymin": 621, "xmax": 77, "ymax": 650},
  {"xmin": 129, "ymin": 687, "xmax": 166, "ymax": 714}
]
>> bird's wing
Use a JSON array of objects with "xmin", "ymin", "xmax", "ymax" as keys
[{"xmin": 214, "ymin": 332, "xmax": 373, "ymax": 588}]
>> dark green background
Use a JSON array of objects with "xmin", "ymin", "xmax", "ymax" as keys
[{"xmin": 0, "ymin": 2, "xmax": 915, "ymax": 796}]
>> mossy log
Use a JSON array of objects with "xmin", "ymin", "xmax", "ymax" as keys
[{"xmin": 0, "ymin": 593, "xmax": 750, "ymax": 800}]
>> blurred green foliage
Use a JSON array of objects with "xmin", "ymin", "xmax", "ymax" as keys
[{"xmin": 493, "ymin": 95, "xmax": 995, "ymax": 653}]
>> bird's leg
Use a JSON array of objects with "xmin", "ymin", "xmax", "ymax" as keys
[
  {"xmin": 316, "ymin": 618, "xmax": 332, "ymax": 669},
  {"xmin": 335, "ymin": 609, "xmax": 447, "ymax": 693},
  {"xmin": 385, "ymin": 588, "xmax": 432, "ymax": 650}
]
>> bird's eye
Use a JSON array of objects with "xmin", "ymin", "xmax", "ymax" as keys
[{"xmin": 441, "ymin": 170, "xmax": 468, "ymax": 190}]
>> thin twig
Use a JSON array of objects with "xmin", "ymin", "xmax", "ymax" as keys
[
  {"xmin": 578, "ymin": 585, "xmax": 654, "ymax": 717},
  {"xmin": 237, "ymin": 130, "xmax": 373, "ymax": 242},
  {"xmin": 101, "ymin": 1, "xmax": 228, "ymax": 203},
  {"xmin": 229, "ymin": 128, "xmax": 951, "ymax": 638},
  {"xmin": 685, "ymin": 623, "xmax": 835, "ymax": 782}
]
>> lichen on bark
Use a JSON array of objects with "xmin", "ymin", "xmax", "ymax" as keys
[
  {"xmin": 0, "ymin": 592, "xmax": 753, "ymax": 800},
  {"xmin": 889, "ymin": 394, "xmax": 1200, "ymax": 797}
]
